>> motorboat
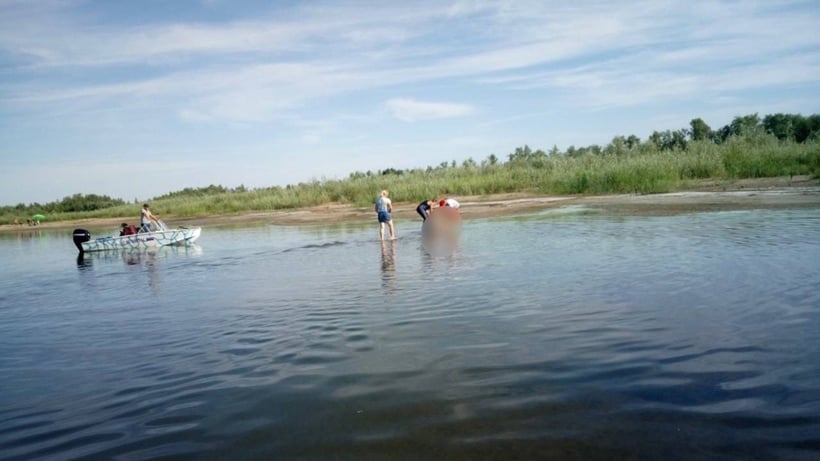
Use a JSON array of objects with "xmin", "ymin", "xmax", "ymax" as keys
[{"xmin": 72, "ymin": 221, "xmax": 201, "ymax": 253}]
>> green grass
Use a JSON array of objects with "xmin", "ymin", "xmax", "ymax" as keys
[{"xmin": 2, "ymin": 136, "xmax": 818, "ymax": 225}]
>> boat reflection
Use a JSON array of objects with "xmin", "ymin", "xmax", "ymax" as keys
[
  {"xmin": 76, "ymin": 244, "xmax": 203, "ymax": 293},
  {"xmin": 77, "ymin": 243, "xmax": 203, "ymax": 266},
  {"xmin": 76, "ymin": 252, "xmax": 94, "ymax": 270}
]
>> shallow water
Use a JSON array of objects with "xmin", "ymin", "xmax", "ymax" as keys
[{"xmin": 1, "ymin": 207, "xmax": 819, "ymax": 460}]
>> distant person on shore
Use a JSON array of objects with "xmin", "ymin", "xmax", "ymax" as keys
[
  {"xmin": 416, "ymin": 200, "xmax": 435, "ymax": 221},
  {"xmin": 120, "ymin": 223, "xmax": 137, "ymax": 236},
  {"xmin": 140, "ymin": 204, "xmax": 159, "ymax": 232},
  {"xmin": 375, "ymin": 190, "xmax": 396, "ymax": 241}
]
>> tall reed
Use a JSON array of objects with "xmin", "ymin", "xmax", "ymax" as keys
[{"xmin": 1, "ymin": 137, "xmax": 817, "ymax": 224}]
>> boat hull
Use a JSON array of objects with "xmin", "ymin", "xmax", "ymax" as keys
[{"xmin": 80, "ymin": 227, "xmax": 201, "ymax": 252}]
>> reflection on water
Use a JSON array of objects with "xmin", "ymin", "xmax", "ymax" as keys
[
  {"xmin": 1, "ymin": 209, "xmax": 819, "ymax": 460},
  {"xmin": 380, "ymin": 239, "xmax": 397, "ymax": 292},
  {"xmin": 74, "ymin": 245, "xmax": 203, "ymax": 294},
  {"xmin": 76, "ymin": 252, "xmax": 93, "ymax": 269},
  {"xmin": 421, "ymin": 234, "xmax": 462, "ymax": 273},
  {"xmin": 11, "ymin": 228, "xmax": 43, "ymax": 240}
]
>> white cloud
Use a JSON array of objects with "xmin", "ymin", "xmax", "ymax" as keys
[
  {"xmin": 385, "ymin": 98, "xmax": 476, "ymax": 122},
  {"xmin": 1, "ymin": 0, "xmax": 819, "ymax": 204},
  {"xmin": 5, "ymin": 0, "xmax": 816, "ymax": 123}
]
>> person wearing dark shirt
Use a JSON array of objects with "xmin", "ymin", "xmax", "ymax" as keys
[
  {"xmin": 416, "ymin": 200, "xmax": 434, "ymax": 221},
  {"xmin": 120, "ymin": 223, "xmax": 137, "ymax": 236}
]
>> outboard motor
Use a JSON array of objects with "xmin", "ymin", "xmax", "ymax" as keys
[{"xmin": 73, "ymin": 228, "xmax": 91, "ymax": 253}]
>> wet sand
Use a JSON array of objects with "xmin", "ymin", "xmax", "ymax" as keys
[{"xmin": 3, "ymin": 177, "xmax": 819, "ymax": 233}]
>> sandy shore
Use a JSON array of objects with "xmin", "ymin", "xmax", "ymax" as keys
[{"xmin": 3, "ymin": 177, "xmax": 819, "ymax": 233}]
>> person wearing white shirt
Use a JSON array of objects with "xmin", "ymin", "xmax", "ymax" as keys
[{"xmin": 140, "ymin": 204, "xmax": 159, "ymax": 232}]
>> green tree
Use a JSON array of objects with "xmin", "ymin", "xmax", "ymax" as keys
[
  {"xmin": 649, "ymin": 130, "xmax": 687, "ymax": 151},
  {"xmin": 605, "ymin": 136, "xmax": 627, "ymax": 156},
  {"xmin": 808, "ymin": 114, "xmax": 820, "ymax": 141},
  {"xmin": 508, "ymin": 145, "xmax": 533, "ymax": 162},
  {"xmin": 712, "ymin": 124, "xmax": 732, "ymax": 144},
  {"xmin": 54, "ymin": 193, "xmax": 126, "ymax": 212},
  {"xmin": 730, "ymin": 113, "xmax": 761, "ymax": 136},
  {"xmin": 690, "ymin": 118, "xmax": 712, "ymax": 141},
  {"xmin": 762, "ymin": 113, "xmax": 794, "ymax": 140}
]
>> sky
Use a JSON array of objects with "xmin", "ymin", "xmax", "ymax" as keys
[{"xmin": 1, "ymin": 0, "xmax": 819, "ymax": 206}]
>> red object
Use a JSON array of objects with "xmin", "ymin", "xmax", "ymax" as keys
[{"xmin": 439, "ymin": 199, "xmax": 446, "ymax": 207}]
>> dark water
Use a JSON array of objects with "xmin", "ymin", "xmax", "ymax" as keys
[{"xmin": 1, "ymin": 207, "xmax": 819, "ymax": 460}]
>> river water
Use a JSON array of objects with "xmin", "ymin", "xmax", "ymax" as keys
[{"xmin": 1, "ymin": 207, "xmax": 819, "ymax": 460}]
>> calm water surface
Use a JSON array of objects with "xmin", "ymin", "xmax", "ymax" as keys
[{"xmin": 1, "ymin": 207, "xmax": 819, "ymax": 460}]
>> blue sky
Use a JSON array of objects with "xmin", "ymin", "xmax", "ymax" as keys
[{"xmin": 1, "ymin": 0, "xmax": 819, "ymax": 206}]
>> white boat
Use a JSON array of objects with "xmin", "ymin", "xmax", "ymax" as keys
[{"xmin": 72, "ymin": 222, "xmax": 201, "ymax": 253}]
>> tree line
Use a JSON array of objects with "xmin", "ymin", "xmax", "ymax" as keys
[
  {"xmin": 343, "ymin": 112, "xmax": 818, "ymax": 177},
  {"xmin": 1, "ymin": 186, "xmax": 250, "ymax": 219},
  {"xmin": 494, "ymin": 112, "xmax": 819, "ymax": 164},
  {"xmin": 1, "ymin": 193, "xmax": 126, "ymax": 219},
  {"xmin": 652, "ymin": 113, "xmax": 820, "ymax": 151}
]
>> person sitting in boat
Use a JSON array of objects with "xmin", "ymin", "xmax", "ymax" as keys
[
  {"xmin": 140, "ymin": 204, "xmax": 159, "ymax": 232},
  {"xmin": 416, "ymin": 200, "xmax": 435, "ymax": 221},
  {"xmin": 120, "ymin": 223, "xmax": 137, "ymax": 236}
]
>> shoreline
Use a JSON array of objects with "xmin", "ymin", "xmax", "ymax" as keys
[{"xmin": 3, "ymin": 177, "xmax": 819, "ymax": 233}]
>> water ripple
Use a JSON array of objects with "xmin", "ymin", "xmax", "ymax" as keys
[{"xmin": 1, "ymin": 208, "xmax": 819, "ymax": 459}]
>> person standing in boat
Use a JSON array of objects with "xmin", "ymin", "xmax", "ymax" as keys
[
  {"xmin": 375, "ymin": 190, "xmax": 396, "ymax": 241},
  {"xmin": 416, "ymin": 200, "xmax": 435, "ymax": 221},
  {"xmin": 140, "ymin": 204, "xmax": 159, "ymax": 232}
]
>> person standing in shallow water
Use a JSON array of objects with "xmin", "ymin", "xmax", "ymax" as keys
[
  {"xmin": 375, "ymin": 190, "xmax": 396, "ymax": 241},
  {"xmin": 416, "ymin": 200, "xmax": 435, "ymax": 221}
]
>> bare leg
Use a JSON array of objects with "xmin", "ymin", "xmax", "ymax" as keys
[
  {"xmin": 388, "ymin": 221, "xmax": 396, "ymax": 240},
  {"xmin": 379, "ymin": 222, "xmax": 385, "ymax": 241}
]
